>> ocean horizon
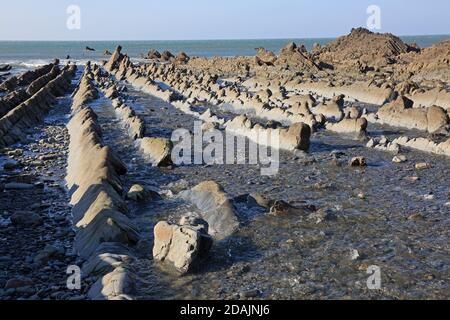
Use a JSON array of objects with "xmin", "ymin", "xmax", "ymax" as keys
[{"xmin": 1, "ymin": 34, "xmax": 449, "ymax": 70}]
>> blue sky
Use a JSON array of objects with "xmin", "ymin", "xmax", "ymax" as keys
[{"xmin": 0, "ymin": 0, "xmax": 449, "ymax": 40}]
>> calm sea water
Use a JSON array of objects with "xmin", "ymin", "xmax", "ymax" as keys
[{"xmin": 0, "ymin": 35, "xmax": 448, "ymax": 71}]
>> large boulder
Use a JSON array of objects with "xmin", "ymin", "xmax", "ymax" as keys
[
  {"xmin": 312, "ymin": 100, "xmax": 344, "ymax": 121},
  {"xmin": 326, "ymin": 117, "xmax": 368, "ymax": 137},
  {"xmin": 280, "ymin": 122, "xmax": 311, "ymax": 151},
  {"xmin": 153, "ymin": 218, "xmax": 213, "ymax": 275},
  {"xmin": 138, "ymin": 137, "xmax": 173, "ymax": 167},
  {"xmin": 180, "ymin": 181, "xmax": 239, "ymax": 240}
]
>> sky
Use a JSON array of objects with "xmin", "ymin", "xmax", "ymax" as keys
[{"xmin": 0, "ymin": 0, "xmax": 449, "ymax": 40}]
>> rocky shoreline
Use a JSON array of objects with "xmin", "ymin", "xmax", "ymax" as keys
[{"xmin": 0, "ymin": 28, "xmax": 449, "ymax": 300}]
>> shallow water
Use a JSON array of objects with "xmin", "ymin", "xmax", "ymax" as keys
[
  {"xmin": 86, "ymin": 78, "xmax": 450, "ymax": 300},
  {"xmin": 3, "ymin": 61, "xmax": 448, "ymax": 299}
]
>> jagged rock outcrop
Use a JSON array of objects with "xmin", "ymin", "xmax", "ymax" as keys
[
  {"xmin": 16, "ymin": 62, "xmax": 55, "ymax": 86},
  {"xmin": 0, "ymin": 90, "xmax": 29, "ymax": 119},
  {"xmin": 114, "ymin": 101, "xmax": 146, "ymax": 140},
  {"xmin": 26, "ymin": 65, "xmax": 61, "ymax": 96},
  {"xmin": 405, "ymin": 86, "xmax": 450, "ymax": 111},
  {"xmin": 255, "ymin": 48, "xmax": 277, "ymax": 66},
  {"xmin": 399, "ymin": 39, "xmax": 450, "ymax": 82},
  {"xmin": 71, "ymin": 65, "xmax": 99, "ymax": 111},
  {"xmin": 1, "ymin": 63, "xmax": 63, "ymax": 119},
  {"xmin": 147, "ymin": 49, "xmax": 161, "ymax": 60},
  {"xmin": 93, "ymin": 61, "xmax": 178, "ymax": 168},
  {"xmin": 66, "ymin": 67, "xmax": 140, "ymax": 299},
  {"xmin": 225, "ymin": 115, "xmax": 311, "ymax": 151},
  {"xmin": 185, "ymin": 56, "xmax": 254, "ymax": 77},
  {"xmin": 276, "ymin": 42, "xmax": 322, "ymax": 72},
  {"xmin": 161, "ymin": 50, "xmax": 174, "ymax": 62},
  {"xmin": 375, "ymin": 96, "xmax": 449, "ymax": 133},
  {"xmin": 174, "ymin": 52, "xmax": 190, "ymax": 64},
  {"xmin": 0, "ymin": 64, "xmax": 76, "ymax": 147},
  {"xmin": 0, "ymin": 64, "xmax": 11, "ymax": 72},
  {"xmin": 290, "ymin": 80, "xmax": 393, "ymax": 105},
  {"xmin": 317, "ymin": 28, "xmax": 419, "ymax": 72},
  {"xmin": 368, "ymin": 136, "xmax": 450, "ymax": 157},
  {"xmin": 105, "ymin": 46, "xmax": 124, "ymax": 72}
]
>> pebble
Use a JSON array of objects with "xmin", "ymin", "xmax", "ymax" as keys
[
  {"xmin": 423, "ymin": 194, "xmax": 435, "ymax": 200},
  {"xmin": 5, "ymin": 277, "xmax": 34, "ymax": 289},
  {"xmin": 7, "ymin": 149, "xmax": 23, "ymax": 156},
  {"xmin": 415, "ymin": 163, "xmax": 431, "ymax": 170},
  {"xmin": 38, "ymin": 154, "xmax": 58, "ymax": 161},
  {"xmin": 408, "ymin": 213, "xmax": 425, "ymax": 221},
  {"xmin": 406, "ymin": 176, "xmax": 420, "ymax": 182},
  {"xmin": 308, "ymin": 208, "xmax": 336, "ymax": 224},
  {"xmin": 4, "ymin": 182, "xmax": 35, "ymax": 190},
  {"xmin": 349, "ymin": 249, "xmax": 360, "ymax": 261},
  {"xmin": 240, "ymin": 289, "xmax": 260, "ymax": 299},
  {"xmin": 392, "ymin": 155, "xmax": 407, "ymax": 163},
  {"xmin": 349, "ymin": 157, "xmax": 366, "ymax": 167},
  {"xmin": 366, "ymin": 139, "xmax": 375, "ymax": 148}
]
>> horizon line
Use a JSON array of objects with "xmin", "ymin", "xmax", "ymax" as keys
[{"xmin": 0, "ymin": 33, "xmax": 449, "ymax": 42}]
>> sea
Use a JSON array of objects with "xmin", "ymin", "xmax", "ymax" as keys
[{"xmin": 0, "ymin": 35, "xmax": 449, "ymax": 75}]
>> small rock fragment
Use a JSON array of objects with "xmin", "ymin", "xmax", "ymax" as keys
[
  {"xmin": 5, "ymin": 277, "xmax": 34, "ymax": 289},
  {"xmin": 10, "ymin": 211, "xmax": 43, "ymax": 226},
  {"xmin": 392, "ymin": 155, "xmax": 407, "ymax": 163},
  {"xmin": 126, "ymin": 184, "xmax": 161, "ymax": 202},
  {"xmin": 415, "ymin": 162, "xmax": 431, "ymax": 170},
  {"xmin": 349, "ymin": 157, "xmax": 367, "ymax": 167}
]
